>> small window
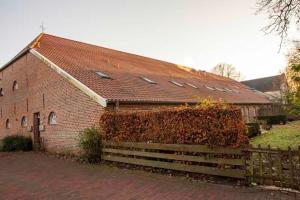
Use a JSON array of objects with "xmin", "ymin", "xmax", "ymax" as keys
[
  {"xmin": 186, "ymin": 83, "xmax": 198, "ymax": 88},
  {"xmin": 48, "ymin": 112, "xmax": 57, "ymax": 125},
  {"xmin": 6, "ymin": 119, "xmax": 10, "ymax": 129},
  {"xmin": 13, "ymin": 81, "xmax": 19, "ymax": 91},
  {"xmin": 21, "ymin": 116, "xmax": 27, "ymax": 127},
  {"xmin": 140, "ymin": 76, "xmax": 157, "ymax": 84},
  {"xmin": 96, "ymin": 71, "xmax": 111, "ymax": 79},
  {"xmin": 0, "ymin": 88, "xmax": 3, "ymax": 96},
  {"xmin": 224, "ymin": 87, "xmax": 232, "ymax": 92},
  {"xmin": 205, "ymin": 86, "xmax": 216, "ymax": 91},
  {"xmin": 215, "ymin": 87, "xmax": 226, "ymax": 92},
  {"xmin": 170, "ymin": 80, "xmax": 184, "ymax": 87}
]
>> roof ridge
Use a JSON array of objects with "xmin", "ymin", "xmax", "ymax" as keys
[
  {"xmin": 29, "ymin": 33, "xmax": 44, "ymax": 49},
  {"xmin": 241, "ymin": 74, "xmax": 284, "ymax": 82}
]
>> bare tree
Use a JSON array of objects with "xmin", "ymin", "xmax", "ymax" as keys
[
  {"xmin": 256, "ymin": 0, "xmax": 300, "ymax": 49},
  {"xmin": 211, "ymin": 63, "xmax": 242, "ymax": 80}
]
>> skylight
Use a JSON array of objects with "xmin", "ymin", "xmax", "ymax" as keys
[
  {"xmin": 205, "ymin": 86, "xmax": 216, "ymax": 91},
  {"xmin": 170, "ymin": 80, "xmax": 184, "ymax": 87},
  {"xmin": 186, "ymin": 83, "xmax": 198, "ymax": 88},
  {"xmin": 140, "ymin": 76, "xmax": 157, "ymax": 84},
  {"xmin": 215, "ymin": 87, "xmax": 226, "ymax": 92},
  {"xmin": 224, "ymin": 87, "xmax": 233, "ymax": 92},
  {"xmin": 96, "ymin": 71, "xmax": 111, "ymax": 79}
]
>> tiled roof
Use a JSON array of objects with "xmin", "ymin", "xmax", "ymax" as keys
[
  {"xmin": 241, "ymin": 74, "xmax": 285, "ymax": 93},
  {"xmin": 4, "ymin": 33, "xmax": 271, "ymax": 104}
]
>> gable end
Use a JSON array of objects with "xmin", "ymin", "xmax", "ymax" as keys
[{"xmin": 30, "ymin": 49, "xmax": 108, "ymax": 107}]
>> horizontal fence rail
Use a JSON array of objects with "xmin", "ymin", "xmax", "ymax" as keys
[
  {"xmin": 102, "ymin": 141, "xmax": 246, "ymax": 179},
  {"xmin": 102, "ymin": 141, "xmax": 300, "ymax": 190}
]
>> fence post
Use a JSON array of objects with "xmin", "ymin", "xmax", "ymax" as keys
[
  {"xmin": 288, "ymin": 146, "xmax": 294, "ymax": 188},
  {"xmin": 277, "ymin": 147, "xmax": 283, "ymax": 188},
  {"xmin": 298, "ymin": 146, "xmax": 300, "ymax": 191},
  {"xmin": 244, "ymin": 145, "xmax": 250, "ymax": 186},
  {"xmin": 258, "ymin": 144, "xmax": 263, "ymax": 185},
  {"xmin": 249, "ymin": 144, "xmax": 254, "ymax": 185},
  {"xmin": 268, "ymin": 145, "xmax": 273, "ymax": 185}
]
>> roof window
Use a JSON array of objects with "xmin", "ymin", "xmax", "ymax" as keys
[
  {"xmin": 205, "ymin": 86, "xmax": 216, "ymax": 91},
  {"xmin": 96, "ymin": 71, "xmax": 111, "ymax": 79},
  {"xmin": 215, "ymin": 87, "xmax": 226, "ymax": 92},
  {"xmin": 224, "ymin": 87, "xmax": 233, "ymax": 92},
  {"xmin": 186, "ymin": 83, "xmax": 198, "ymax": 88},
  {"xmin": 140, "ymin": 76, "xmax": 156, "ymax": 84},
  {"xmin": 170, "ymin": 80, "xmax": 184, "ymax": 87}
]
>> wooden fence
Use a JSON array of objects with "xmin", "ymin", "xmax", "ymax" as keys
[
  {"xmin": 247, "ymin": 145, "xmax": 300, "ymax": 190},
  {"xmin": 102, "ymin": 141, "xmax": 246, "ymax": 179},
  {"xmin": 102, "ymin": 141, "xmax": 300, "ymax": 190}
]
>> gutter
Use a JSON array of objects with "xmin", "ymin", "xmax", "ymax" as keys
[{"xmin": 106, "ymin": 99, "xmax": 273, "ymax": 106}]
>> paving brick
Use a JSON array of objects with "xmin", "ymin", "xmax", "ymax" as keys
[{"xmin": 0, "ymin": 152, "xmax": 298, "ymax": 200}]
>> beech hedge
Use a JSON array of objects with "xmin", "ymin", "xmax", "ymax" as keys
[{"xmin": 99, "ymin": 106, "xmax": 248, "ymax": 147}]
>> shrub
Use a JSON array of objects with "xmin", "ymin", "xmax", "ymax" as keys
[
  {"xmin": 246, "ymin": 123, "xmax": 261, "ymax": 138},
  {"xmin": 99, "ymin": 105, "xmax": 248, "ymax": 147},
  {"xmin": 257, "ymin": 115, "xmax": 287, "ymax": 125},
  {"xmin": 78, "ymin": 127, "xmax": 102, "ymax": 163},
  {"xmin": 1, "ymin": 135, "xmax": 32, "ymax": 152}
]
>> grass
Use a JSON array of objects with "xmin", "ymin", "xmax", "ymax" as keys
[{"xmin": 250, "ymin": 120, "xmax": 300, "ymax": 150}]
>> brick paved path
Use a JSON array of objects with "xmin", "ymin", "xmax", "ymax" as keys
[{"xmin": 0, "ymin": 152, "xmax": 299, "ymax": 200}]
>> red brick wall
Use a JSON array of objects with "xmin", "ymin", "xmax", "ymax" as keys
[{"xmin": 0, "ymin": 53, "xmax": 104, "ymax": 153}]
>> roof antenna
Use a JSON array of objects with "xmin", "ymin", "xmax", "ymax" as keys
[{"xmin": 40, "ymin": 22, "xmax": 46, "ymax": 33}]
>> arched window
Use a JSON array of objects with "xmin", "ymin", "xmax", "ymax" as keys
[
  {"xmin": 21, "ymin": 116, "xmax": 27, "ymax": 127},
  {"xmin": 12, "ymin": 81, "xmax": 19, "ymax": 91},
  {"xmin": 6, "ymin": 119, "xmax": 10, "ymax": 129},
  {"xmin": 48, "ymin": 112, "xmax": 57, "ymax": 125},
  {"xmin": 0, "ymin": 88, "xmax": 3, "ymax": 96}
]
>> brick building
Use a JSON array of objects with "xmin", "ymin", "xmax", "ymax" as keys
[
  {"xmin": 241, "ymin": 74, "xmax": 287, "ymax": 103},
  {"xmin": 0, "ymin": 33, "xmax": 271, "ymax": 153}
]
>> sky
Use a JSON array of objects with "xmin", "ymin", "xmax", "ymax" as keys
[{"xmin": 0, "ymin": 0, "xmax": 299, "ymax": 80}]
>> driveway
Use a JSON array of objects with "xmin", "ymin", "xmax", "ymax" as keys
[{"xmin": 0, "ymin": 152, "xmax": 298, "ymax": 200}]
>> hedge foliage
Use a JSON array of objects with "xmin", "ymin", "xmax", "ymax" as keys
[
  {"xmin": 246, "ymin": 123, "xmax": 261, "ymax": 138},
  {"xmin": 1, "ymin": 135, "xmax": 32, "ymax": 152},
  {"xmin": 257, "ymin": 115, "xmax": 287, "ymax": 125},
  {"xmin": 99, "ymin": 106, "xmax": 248, "ymax": 147}
]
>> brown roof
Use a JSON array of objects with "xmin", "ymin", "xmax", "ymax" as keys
[
  {"xmin": 2, "ymin": 33, "xmax": 271, "ymax": 105},
  {"xmin": 241, "ymin": 74, "xmax": 285, "ymax": 92}
]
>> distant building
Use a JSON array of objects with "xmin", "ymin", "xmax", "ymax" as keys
[{"xmin": 241, "ymin": 74, "xmax": 287, "ymax": 103}]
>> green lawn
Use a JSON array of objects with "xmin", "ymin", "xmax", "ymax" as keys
[{"xmin": 250, "ymin": 120, "xmax": 300, "ymax": 150}]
